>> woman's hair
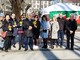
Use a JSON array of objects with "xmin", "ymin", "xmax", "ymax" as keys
[
  {"xmin": 52, "ymin": 16, "xmax": 57, "ymax": 21},
  {"xmin": 5, "ymin": 14, "xmax": 10, "ymax": 18},
  {"xmin": 34, "ymin": 15, "xmax": 39, "ymax": 20},
  {"xmin": 42, "ymin": 15, "xmax": 47, "ymax": 21}
]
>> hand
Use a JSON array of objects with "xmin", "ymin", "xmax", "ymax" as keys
[
  {"xmin": 70, "ymin": 30, "xmax": 73, "ymax": 34},
  {"xmin": 29, "ymin": 26, "xmax": 32, "ymax": 30},
  {"xmin": 13, "ymin": 25, "xmax": 17, "ymax": 27},
  {"xmin": 9, "ymin": 28, "xmax": 12, "ymax": 31},
  {"xmin": 13, "ymin": 25, "xmax": 15, "ymax": 27}
]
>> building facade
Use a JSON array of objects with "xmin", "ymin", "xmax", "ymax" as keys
[{"xmin": 27, "ymin": 0, "xmax": 53, "ymax": 14}]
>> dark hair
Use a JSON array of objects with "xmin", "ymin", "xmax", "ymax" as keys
[
  {"xmin": 22, "ymin": 13, "xmax": 26, "ymax": 16},
  {"xmin": 42, "ymin": 15, "xmax": 47, "ymax": 21},
  {"xmin": 34, "ymin": 15, "xmax": 39, "ymax": 19},
  {"xmin": 5, "ymin": 14, "xmax": 10, "ymax": 18}
]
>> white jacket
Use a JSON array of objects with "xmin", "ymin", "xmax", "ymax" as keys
[{"xmin": 50, "ymin": 21, "xmax": 59, "ymax": 39}]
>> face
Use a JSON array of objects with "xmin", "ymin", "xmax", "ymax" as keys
[
  {"xmin": 21, "ymin": 16, "xmax": 24, "ymax": 20},
  {"xmin": 34, "ymin": 16, "xmax": 38, "ymax": 21},
  {"xmin": 28, "ymin": 14, "xmax": 32, "ymax": 20},
  {"xmin": 59, "ymin": 14, "xmax": 63, "ymax": 18},
  {"xmin": 70, "ymin": 15, "xmax": 74, "ymax": 20},
  {"xmin": 11, "ymin": 14, "xmax": 16, "ymax": 19},
  {"xmin": 6, "ymin": 15, "xmax": 10, "ymax": 21},
  {"xmin": 52, "ymin": 16, "xmax": 56, "ymax": 21}
]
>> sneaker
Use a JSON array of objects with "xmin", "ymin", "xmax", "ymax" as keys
[{"xmin": 33, "ymin": 45, "xmax": 38, "ymax": 49}]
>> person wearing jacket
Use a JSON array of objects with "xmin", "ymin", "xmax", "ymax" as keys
[
  {"xmin": 32, "ymin": 15, "xmax": 40, "ymax": 46},
  {"xmin": 10, "ymin": 13, "xmax": 18, "ymax": 48},
  {"xmin": 41, "ymin": 15, "xmax": 50, "ymax": 48},
  {"xmin": 23, "ymin": 14, "xmax": 34, "ymax": 51},
  {"xmin": 65, "ymin": 14, "xmax": 77, "ymax": 50},
  {"xmin": 17, "ymin": 15, "xmax": 24, "ymax": 50},
  {"xmin": 50, "ymin": 16, "xmax": 59, "ymax": 49},
  {"xmin": 57, "ymin": 13, "xmax": 65, "ymax": 48},
  {"xmin": 2, "ymin": 14, "xmax": 13, "ymax": 52}
]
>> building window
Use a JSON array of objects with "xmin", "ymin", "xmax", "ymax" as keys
[
  {"xmin": 37, "ymin": 5, "xmax": 39, "ymax": 8},
  {"xmin": 45, "ymin": 1, "xmax": 47, "ymax": 3},
  {"xmin": 33, "ymin": 1, "xmax": 35, "ymax": 3},
  {"xmin": 37, "ymin": 1, "xmax": 39, "ymax": 3},
  {"xmin": 44, "ymin": 4, "xmax": 47, "ymax": 8},
  {"xmin": 33, "ymin": 5, "xmax": 35, "ymax": 7},
  {"xmin": 41, "ymin": 5, "xmax": 43, "ymax": 8}
]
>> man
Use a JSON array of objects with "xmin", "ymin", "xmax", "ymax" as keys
[
  {"xmin": 57, "ymin": 13, "xmax": 65, "ymax": 48},
  {"xmin": 66, "ymin": 14, "xmax": 77, "ymax": 50},
  {"xmin": 23, "ymin": 14, "xmax": 34, "ymax": 51}
]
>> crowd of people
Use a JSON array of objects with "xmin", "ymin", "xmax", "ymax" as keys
[{"xmin": 0, "ymin": 12, "xmax": 77, "ymax": 52}]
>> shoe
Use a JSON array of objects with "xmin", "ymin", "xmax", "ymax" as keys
[
  {"xmin": 24, "ymin": 49, "xmax": 28, "ymax": 51},
  {"xmin": 51, "ymin": 46, "xmax": 54, "ymax": 49},
  {"xmin": 1, "ymin": 48, "xmax": 3, "ymax": 51},
  {"xmin": 65, "ymin": 47, "xmax": 69, "ymax": 49},
  {"xmin": 70, "ymin": 48, "xmax": 74, "ymax": 50},
  {"xmin": 60, "ymin": 45, "xmax": 62, "ymax": 48},
  {"xmin": 18, "ymin": 47, "xmax": 21, "ymax": 50},
  {"xmin": 30, "ymin": 48, "xmax": 34, "ymax": 51},
  {"xmin": 13, "ymin": 45, "xmax": 16, "ymax": 48},
  {"xmin": 45, "ymin": 46, "xmax": 47, "ymax": 49},
  {"xmin": 42, "ymin": 46, "xmax": 45, "ymax": 48},
  {"xmin": 56, "ymin": 45, "xmax": 58, "ymax": 48},
  {"xmin": 5, "ymin": 50, "xmax": 8, "ymax": 52}
]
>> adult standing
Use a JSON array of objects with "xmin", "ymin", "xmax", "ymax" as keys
[
  {"xmin": 50, "ymin": 16, "xmax": 59, "ymax": 49},
  {"xmin": 32, "ymin": 15, "xmax": 40, "ymax": 46},
  {"xmin": 23, "ymin": 14, "xmax": 34, "ymax": 51},
  {"xmin": 57, "ymin": 13, "xmax": 65, "ymax": 48},
  {"xmin": 17, "ymin": 15, "xmax": 24, "ymax": 50},
  {"xmin": 41, "ymin": 15, "xmax": 50, "ymax": 48},
  {"xmin": 2, "ymin": 14, "xmax": 13, "ymax": 52},
  {"xmin": 11, "ymin": 13, "xmax": 18, "ymax": 48},
  {"xmin": 66, "ymin": 14, "xmax": 77, "ymax": 50}
]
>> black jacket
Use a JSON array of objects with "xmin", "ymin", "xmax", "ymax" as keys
[
  {"xmin": 66, "ymin": 19, "xmax": 77, "ymax": 33},
  {"xmin": 32, "ymin": 20, "xmax": 41, "ymax": 38},
  {"xmin": 23, "ymin": 18, "xmax": 33, "ymax": 37},
  {"xmin": 2, "ymin": 20, "xmax": 13, "ymax": 36}
]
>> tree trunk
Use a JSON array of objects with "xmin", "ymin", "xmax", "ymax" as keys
[{"xmin": 9, "ymin": 0, "xmax": 22, "ymax": 20}]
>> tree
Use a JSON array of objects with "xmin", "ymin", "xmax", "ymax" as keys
[{"xmin": 9, "ymin": 0, "xmax": 31, "ymax": 20}]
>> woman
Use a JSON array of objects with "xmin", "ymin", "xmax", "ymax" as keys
[
  {"xmin": 41, "ymin": 15, "xmax": 50, "ymax": 48},
  {"xmin": 32, "ymin": 15, "xmax": 40, "ymax": 46},
  {"xmin": 50, "ymin": 16, "xmax": 59, "ymax": 49},
  {"xmin": 2, "ymin": 14, "xmax": 13, "ymax": 52},
  {"xmin": 11, "ymin": 13, "xmax": 18, "ymax": 48},
  {"xmin": 17, "ymin": 15, "xmax": 24, "ymax": 50}
]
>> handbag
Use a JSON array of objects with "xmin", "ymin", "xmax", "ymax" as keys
[
  {"xmin": 43, "ymin": 30, "xmax": 47, "ymax": 32},
  {"xmin": 1, "ymin": 32, "xmax": 7, "ymax": 38},
  {"xmin": 18, "ymin": 30, "xmax": 24, "ymax": 34}
]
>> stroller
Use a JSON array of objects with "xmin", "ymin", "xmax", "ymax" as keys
[{"xmin": 0, "ymin": 37, "xmax": 5, "ymax": 51}]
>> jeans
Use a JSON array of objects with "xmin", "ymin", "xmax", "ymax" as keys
[
  {"xmin": 24, "ymin": 37, "xmax": 33, "ymax": 49},
  {"xmin": 58, "ymin": 30, "xmax": 64, "ymax": 46},
  {"xmin": 18, "ymin": 34, "xmax": 24, "ymax": 49}
]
